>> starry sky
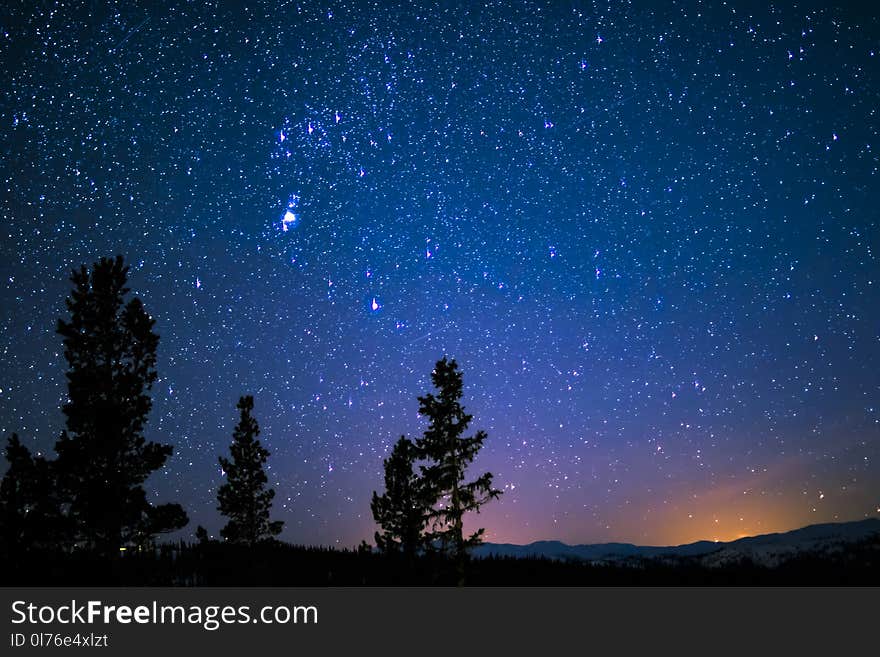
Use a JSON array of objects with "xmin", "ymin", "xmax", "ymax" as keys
[{"xmin": 1, "ymin": 1, "xmax": 878, "ymax": 548}]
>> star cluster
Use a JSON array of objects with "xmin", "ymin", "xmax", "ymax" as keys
[{"xmin": 1, "ymin": 1, "xmax": 878, "ymax": 546}]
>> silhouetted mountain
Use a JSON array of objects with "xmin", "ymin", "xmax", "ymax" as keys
[{"xmin": 474, "ymin": 518, "xmax": 880, "ymax": 566}]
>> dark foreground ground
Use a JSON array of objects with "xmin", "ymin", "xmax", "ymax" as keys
[{"xmin": 3, "ymin": 535, "xmax": 880, "ymax": 586}]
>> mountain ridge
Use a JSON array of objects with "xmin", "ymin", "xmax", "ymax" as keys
[{"xmin": 474, "ymin": 518, "xmax": 880, "ymax": 565}]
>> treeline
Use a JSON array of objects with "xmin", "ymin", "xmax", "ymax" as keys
[
  {"xmin": 0, "ymin": 255, "xmax": 502, "ymax": 585},
  {"xmin": 5, "ymin": 535, "xmax": 879, "ymax": 586}
]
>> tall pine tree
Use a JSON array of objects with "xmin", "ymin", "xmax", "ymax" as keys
[
  {"xmin": 217, "ymin": 395, "xmax": 283, "ymax": 545},
  {"xmin": 371, "ymin": 436, "xmax": 428, "ymax": 560},
  {"xmin": 416, "ymin": 357, "xmax": 501, "ymax": 583},
  {"xmin": 54, "ymin": 255, "xmax": 187, "ymax": 554}
]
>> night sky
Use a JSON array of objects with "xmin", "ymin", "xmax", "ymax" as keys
[{"xmin": 1, "ymin": 1, "xmax": 878, "ymax": 548}]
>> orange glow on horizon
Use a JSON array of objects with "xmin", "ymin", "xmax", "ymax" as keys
[{"xmin": 465, "ymin": 480, "xmax": 879, "ymax": 547}]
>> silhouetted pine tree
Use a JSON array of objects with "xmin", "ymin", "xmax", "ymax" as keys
[
  {"xmin": 54, "ymin": 255, "xmax": 188, "ymax": 555},
  {"xmin": 0, "ymin": 434, "xmax": 66, "ymax": 557},
  {"xmin": 415, "ymin": 357, "xmax": 501, "ymax": 584},
  {"xmin": 217, "ymin": 395, "xmax": 283, "ymax": 545},
  {"xmin": 371, "ymin": 436, "xmax": 428, "ymax": 560},
  {"xmin": 195, "ymin": 525, "xmax": 210, "ymax": 545},
  {"xmin": 0, "ymin": 434, "xmax": 36, "ymax": 557}
]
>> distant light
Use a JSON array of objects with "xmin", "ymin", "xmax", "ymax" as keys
[
  {"xmin": 371, "ymin": 298, "xmax": 380, "ymax": 311},
  {"xmin": 282, "ymin": 210, "xmax": 297, "ymax": 231}
]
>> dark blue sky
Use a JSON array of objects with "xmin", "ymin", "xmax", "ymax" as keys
[{"xmin": 1, "ymin": 0, "xmax": 878, "ymax": 546}]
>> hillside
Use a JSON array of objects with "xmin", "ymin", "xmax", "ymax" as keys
[{"xmin": 475, "ymin": 518, "xmax": 880, "ymax": 567}]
